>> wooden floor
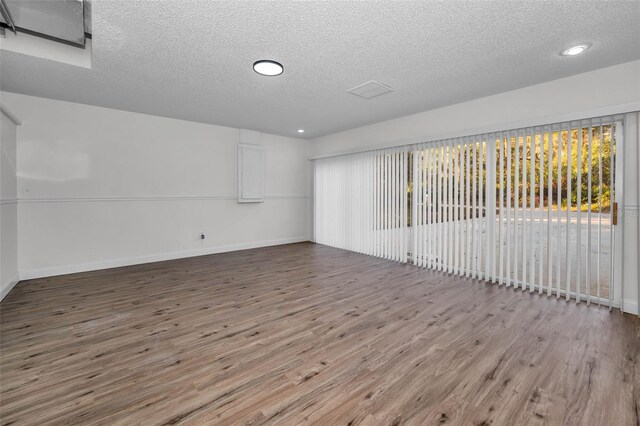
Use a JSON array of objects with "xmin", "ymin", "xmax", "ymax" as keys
[{"xmin": 1, "ymin": 243, "xmax": 638, "ymax": 425}]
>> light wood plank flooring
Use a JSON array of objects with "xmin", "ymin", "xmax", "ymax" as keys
[{"xmin": 1, "ymin": 242, "xmax": 639, "ymax": 425}]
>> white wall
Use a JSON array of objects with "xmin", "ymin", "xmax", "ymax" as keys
[
  {"xmin": 311, "ymin": 60, "xmax": 640, "ymax": 314},
  {"xmin": 1, "ymin": 109, "xmax": 19, "ymax": 299},
  {"xmin": 311, "ymin": 60, "xmax": 640, "ymax": 158},
  {"xmin": 619, "ymin": 112, "xmax": 640, "ymax": 315},
  {"xmin": 1, "ymin": 93, "xmax": 311, "ymax": 280}
]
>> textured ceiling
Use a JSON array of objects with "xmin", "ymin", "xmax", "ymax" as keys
[{"xmin": 1, "ymin": 1, "xmax": 639, "ymax": 139}]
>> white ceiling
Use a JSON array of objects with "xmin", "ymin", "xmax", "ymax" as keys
[{"xmin": 1, "ymin": 1, "xmax": 639, "ymax": 139}]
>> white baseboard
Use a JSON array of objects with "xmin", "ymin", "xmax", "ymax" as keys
[
  {"xmin": 0, "ymin": 272, "xmax": 20, "ymax": 302},
  {"xmin": 19, "ymin": 236, "xmax": 310, "ymax": 281},
  {"xmin": 621, "ymin": 299, "xmax": 639, "ymax": 316},
  {"xmin": 12, "ymin": 239, "xmax": 639, "ymax": 318}
]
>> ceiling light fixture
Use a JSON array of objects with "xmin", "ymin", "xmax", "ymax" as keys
[
  {"xmin": 297, "ymin": 129, "xmax": 305, "ymax": 133},
  {"xmin": 253, "ymin": 60, "xmax": 283, "ymax": 76},
  {"xmin": 560, "ymin": 43, "xmax": 591, "ymax": 56}
]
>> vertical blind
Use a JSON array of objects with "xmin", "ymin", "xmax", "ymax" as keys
[
  {"xmin": 315, "ymin": 147, "xmax": 408, "ymax": 262},
  {"xmin": 314, "ymin": 116, "xmax": 621, "ymax": 307}
]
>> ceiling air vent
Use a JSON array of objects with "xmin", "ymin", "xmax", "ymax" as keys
[{"xmin": 347, "ymin": 80, "xmax": 394, "ymax": 100}]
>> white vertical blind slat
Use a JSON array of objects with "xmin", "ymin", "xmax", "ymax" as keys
[
  {"xmin": 486, "ymin": 136, "xmax": 494, "ymax": 282},
  {"xmin": 576, "ymin": 125, "xmax": 583, "ymax": 302},
  {"xmin": 391, "ymin": 150, "xmax": 395, "ymax": 261},
  {"xmin": 415, "ymin": 147, "xmax": 421, "ymax": 266},
  {"xmin": 432, "ymin": 145, "xmax": 437, "ymax": 269},
  {"xmin": 453, "ymin": 141, "xmax": 459, "ymax": 274},
  {"xmin": 411, "ymin": 145, "xmax": 420, "ymax": 265},
  {"xmin": 499, "ymin": 133, "xmax": 505, "ymax": 285},
  {"xmin": 597, "ymin": 124, "xmax": 603, "ymax": 305},
  {"xmin": 530, "ymin": 130, "xmax": 537, "ymax": 293},
  {"xmin": 439, "ymin": 143, "xmax": 445, "ymax": 271},
  {"xmin": 546, "ymin": 126, "xmax": 553, "ymax": 297},
  {"xmin": 566, "ymin": 125, "xmax": 573, "ymax": 301},
  {"xmin": 466, "ymin": 140, "xmax": 472, "ymax": 277},
  {"xmin": 425, "ymin": 144, "xmax": 430, "ymax": 268},
  {"xmin": 556, "ymin": 125, "xmax": 563, "ymax": 299},
  {"xmin": 587, "ymin": 123, "xmax": 593, "ymax": 305},
  {"xmin": 609, "ymin": 118, "xmax": 615, "ymax": 310},
  {"xmin": 506, "ymin": 132, "xmax": 512, "ymax": 287},
  {"xmin": 514, "ymin": 130, "xmax": 520, "ymax": 288},
  {"xmin": 471, "ymin": 140, "xmax": 475, "ymax": 277},
  {"xmin": 450, "ymin": 144, "xmax": 455, "ymax": 272},
  {"xmin": 537, "ymin": 131, "xmax": 544, "ymax": 294}
]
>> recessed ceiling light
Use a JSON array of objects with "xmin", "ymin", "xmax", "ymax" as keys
[
  {"xmin": 253, "ymin": 60, "xmax": 283, "ymax": 76},
  {"xmin": 297, "ymin": 129, "xmax": 305, "ymax": 133},
  {"xmin": 561, "ymin": 43, "xmax": 591, "ymax": 56}
]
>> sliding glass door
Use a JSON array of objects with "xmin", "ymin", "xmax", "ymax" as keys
[{"xmin": 314, "ymin": 115, "xmax": 622, "ymax": 308}]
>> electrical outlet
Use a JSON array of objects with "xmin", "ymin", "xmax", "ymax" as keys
[{"xmin": 200, "ymin": 233, "xmax": 205, "ymax": 240}]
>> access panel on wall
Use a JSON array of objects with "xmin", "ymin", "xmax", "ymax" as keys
[{"xmin": 237, "ymin": 144, "xmax": 264, "ymax": 203}]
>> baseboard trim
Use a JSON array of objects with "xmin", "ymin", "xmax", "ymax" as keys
[
  {"xmin": 0, "ymin": 272, "xmax": 20, "ymax": 302},
  {"xmin": 14, "ymin": 241, "xmax": 639, "ymax": 317},
  {"xmin": 19, "ymin": 236, "xmax": 310, "ymax": 281},
  {"xmin": 622, "ymin": 299, "xmax": 639, "ymax": 316}
]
